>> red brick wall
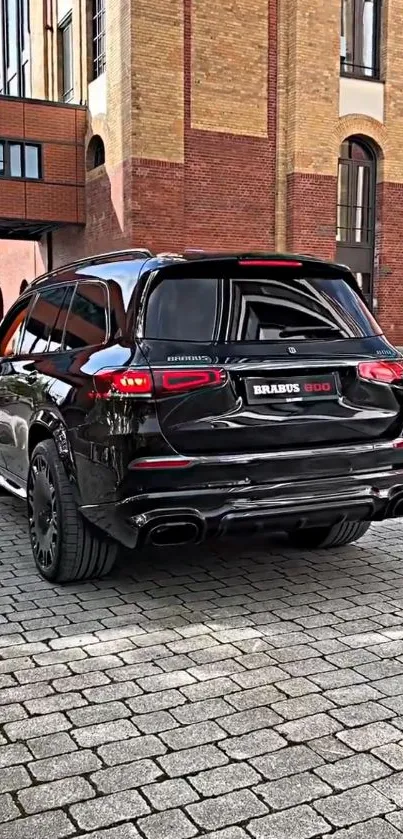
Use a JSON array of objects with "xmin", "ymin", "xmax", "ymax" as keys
[
  {"xmin": 375, "ymin": 182, "xmax": 403, "ymax": 345},
  {"xmin": 286, "ymin": 173, "xmax": 337, "ymax": 259}
]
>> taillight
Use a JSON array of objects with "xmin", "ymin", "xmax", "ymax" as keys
[
  {"xmin": 91, "ymin": 367, "xmax": 226, "ymax": 398},
  {"xmin": 238, "ymin": 259, "xmax": 302, "ymax": 268},
  {"xmin": 357, "ymin": 360, "xmax": 403, "ymax": 384}
]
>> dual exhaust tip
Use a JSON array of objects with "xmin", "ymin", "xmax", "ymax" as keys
[{"xmin": 140, "ymin": 519, "xmax": 202, "ymax": 548}]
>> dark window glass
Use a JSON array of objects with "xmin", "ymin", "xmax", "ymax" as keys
[
  {"xmin": 0, "ymin": 3, "xmax": 4, "ymax": 94},
  {"xmin": 20, "ymin": 286, "xmax": 70, "ymax": 355},
  {"xmin": 48, "ymin": 286, "xmax": 74, "ymax": 352},
  {"xmin": 6, "ymin": 0, "xmax": 18, "ymax": 82},
  {"xmin": 24, "ymin": 144, "xmax": 39, "ymax": 178},
  {"xmin": 0, "ymin": 295, "xmax": 33, "ymax": 357},
  {"xmin": 0, "ymin": 142, "xmax": 4, "ymax": 176},
  {"xmin": 0, "ymin": 0, "xmax": 31, "ymax": 98},
  {"xmin": 9, "ymin": 143, "xmax": 22, "ymax": 177},
  {"xmin": 337, "ymin": 139, "xmax": 375, "ymax": 246},
  {"xmin": 92, "ymin": 0, "xmax": 106, "ymax": 79},
  {"xmin": 144, "ymin": 275, "xmax": 380, "ymax": 343},
  {"xmin": 59, "ymin": 16, "xmax": 73, "ymax": 102},
  {"xmin": 64, "ymin": 282, "xmax": 108, "ymax": 350},
  {"xmin": 145, "ymin": 278, "xmax": 218, "ymax": 342},
  {"xmin": 341, "ymin": 0, "xmax": 380, "ymax": 78}
]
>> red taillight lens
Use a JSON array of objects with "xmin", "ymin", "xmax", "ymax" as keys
[
  {"xmin": 357, "ymin": 360, "xmax": 403, "ymax": 384},
  {"xmin": 91, "ymin": 367, "xmax": 226, "ymax": 398},
  {"xmin": 130, "ymin": 457, "xmax": 193, "ymax": 469},
  {"xmin": 159, "ymin": 369, "xmax": 226, "ymax": 393},
  {"xmin": 238, "ymin": 259, "xmax": 303, "ymax": 268},
  {"xmin": 92, "ymin": 370, "xmax": 153, "ymax": 398}
]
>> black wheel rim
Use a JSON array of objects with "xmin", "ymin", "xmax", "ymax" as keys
[{"xmin": 28, "ymin": 455, "xmax": 59, "ymax": 570}]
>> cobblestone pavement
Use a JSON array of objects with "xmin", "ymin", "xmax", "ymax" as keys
[{"xmin": 2, "ymin": 496, "xmax": 403, "ymax": 837}]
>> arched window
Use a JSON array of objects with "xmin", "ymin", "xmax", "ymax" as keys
[
  {"xmin": 336, "ymin": 137, "xmax": 377, "ymax": 303},
  {"xmin": 87, "ymin": 135, "xmax": 105, "ymax": 171}
]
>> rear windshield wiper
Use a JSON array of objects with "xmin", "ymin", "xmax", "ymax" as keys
[{"xmin": 279, "ymin": 325, "xmax": 340, "ymax": 337}]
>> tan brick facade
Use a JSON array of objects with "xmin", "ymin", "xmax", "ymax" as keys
[{"xmin": 1, "ymin": 0, "xmax": 403, "ymax": 340}]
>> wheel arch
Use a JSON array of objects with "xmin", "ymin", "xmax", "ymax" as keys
[{"xmin": 28, "ymin": 414, "xmax": 77, "ymax": 486}]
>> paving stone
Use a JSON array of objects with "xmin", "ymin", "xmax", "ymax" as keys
[
  {"xmin": 141, "ymin": 778, "xmax": 199, "ymax": 809},
  {"xmin": 337, "ymin": 722, "xmax": 402, "ymax": 751},
  {"xmin": 330, "ymin": 819, "xmax": 403, "ymax": 839},
  {"xmin": 248, "ymin": 804, "xmax": 331, "ymax": 838},
  {"xmin": 276, "ymin": 713, "xmax": 341, "ymax": 742},
  {"xmin": 70, "ymin": 789, "xmax": 150, "ymax": 831},
  {"xmin": 74, "ymin": 826, "xmax": 140, "ymax": 839},
  {"xmin": 252, "ymin": 744, "xmax": 324, "ymax": 779},
  {"xmin": 98, "ymin": 735, "xmax": 166, "ymax": 765},
  {"xmin": 72, "ymin": 718, "xmax": 138, "ymax": 748},
  {"xmin": 0, "ymin": 742, "xmax": 31, "ymax": 768},
  {"xmin": 191, "ymin": 761, "xmax": 260, "ymax": 796},
  {"xmin": 18, "ymin": 775, "xmax": 95, "ymax": 813},
  {"xmin": 221, "ymin": 729, "xmax": 286, "ymax": 759},
  {"xmin": 28, "ymin": 732, "xmax": 77, "ymax": 759},
  {"xmin": 314, "ymin": 785, "xmax": 395, "ymax": 827},
  {"xmin": 0, "ymin": 792, "xmax": 20, "ymax": 822},
  {"xmin": 256, "ymin": 770, "xmax": 332, "ymax": 809},
  {"xmin": 372, "ymin": 743, "xmax": 403, "ymax": 769},
  {"xmin": 0, "ymin": 764, "xmax": 30, "ymax": 792},
  {"xmin": 315, "ymin": 753, "xmax": 392, "ymax": 790},
  {"xmin": 198, "ymin": 831, "xmax": 248, "ymax": 839},
  {"xmin": 330, "ymin": 701, "xmax": 395, "ymax": 727},
  {"xmin": 158, "ymin": 744, "xmax": 228, "ymax": 777},
  {"xmin": 310, "ymin": 735, "xmax": 354, "ymax": 762},
  {"xmin": 172, "ymin": 698, "xmax": 232, "ymax": 725},
  {"xmin": 272, "ymin": 694, "xmax": 335, "ymax": 720},
  {"xmin": 374, "ymin": 772, "xmax": 403, "ymax": 806},
  {"xmin": 137, "ymin": 809, "xmax": 198, "ymax": 839},
  {"xmin": 218, "ymin": 706, "xmax": 281, "ymax": 734},
  {"xmin": 0, "ymin": 810, "xmax": 74, "ymax": 839},
  {"xmin": 4, "ymin": 711, "xmax": 70, "ymax": 741},
  {"xmin": 160, "ymin": 720, "xmax": 226, "ymax": 750},
  {"xmin": 29, "ymin": 749, "xmax": 102, "ymax": 781},
  {"xmin": 91, "ymin": 759, "xmax": 163, "ymax": 793},
  {"xmin": 225, "ymin": 685, "xmax": 284, "ymax": 710},
  {"xmin": 187, "ymin": 789, "xmax": 267, "ymax": 831}
]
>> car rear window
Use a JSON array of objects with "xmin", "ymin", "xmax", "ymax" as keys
[{"xmin": 143, "ymin": 275, "xmax": 381, "ymax": 342}]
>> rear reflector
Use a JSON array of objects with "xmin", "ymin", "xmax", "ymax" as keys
[
  {"xmin": 357, "ymin": 360, "xmax": 403, "ymax": 384},
  {"xmin": 130, "ymin": 457, "xmax": 193, "ymax": 470},
  {"xmin": 238, "ymin": 259, "xmax": 303, "ymax": 268},
  {"xmin": 91, "ymin": 367, "xmax": 226, "ymax": 398}
]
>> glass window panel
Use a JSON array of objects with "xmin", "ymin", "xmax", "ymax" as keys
[
  {"xmin": 25, "ymin": 144, "xmax": 39, "ymax": 179},
  {"xmin": 9, "ymin": 143, "xmax": 22, "ymax": 177}
]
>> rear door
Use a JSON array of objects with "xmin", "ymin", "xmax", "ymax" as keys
[{"xmin": 139, "ymin": 258, "xmax": 402, "ymax": 455}]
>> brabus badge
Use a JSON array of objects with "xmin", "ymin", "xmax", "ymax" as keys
[{"xmin": 287, "ymin": 346, "xmax": 297, "ymax": 355}]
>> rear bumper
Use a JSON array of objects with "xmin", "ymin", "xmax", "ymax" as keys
[{"xmin": 80, "ymin": 446, "xmax": 403, "ymax": 547}]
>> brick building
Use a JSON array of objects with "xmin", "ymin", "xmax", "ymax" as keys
[{"xmin": 0, "ymin": 0, "xmax": 403, "ymax": 340}]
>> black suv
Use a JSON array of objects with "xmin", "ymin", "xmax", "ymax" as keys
[{"xmin": 0, "ymin": 249, "xmax": 403, "ymax": 583}]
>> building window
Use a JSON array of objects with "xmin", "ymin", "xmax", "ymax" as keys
[
  {"xmin": 340, "ymin": 0, "xmax": 380, "ymax": 78},
  {"xmin": 87, "ymin": 135, "xmax": 105, "ymax": 170},
  {"xmin": 0, "ymin": 0, "xmax": 31, "ymax": 97},
  {"xmin": 59, "ymin": 15, "xmax": 73, "ymax": 102},
  {"xmin": 337, "ymin": 139, "xmax": 375, "ymax": 245},
  {"xmin": 0, "ymin": 140, "xmax": 41, "ymax": 179},
  {"xmin": 92, "ymin": 0, "xmax": 106, "ymax": 79}
]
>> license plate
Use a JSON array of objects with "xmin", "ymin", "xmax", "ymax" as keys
[{"xmin": 245, "ymin": 374, "xmax": 338, "ymax": 404}]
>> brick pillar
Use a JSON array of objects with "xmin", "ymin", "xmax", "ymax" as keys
[{"xmin": 375, "ymin": 182, "xmax": 403, "ymax": 346}]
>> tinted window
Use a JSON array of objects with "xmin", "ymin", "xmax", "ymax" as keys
[
  {"xmin": 20, "ymin": 286, "xmax": 69, "ymax": 355},
  {"xmin": 0, "ymin": 296, "xmax": 33, "ymax": 357},
  {"xmin": 64, "ymin": 282, "xmax": 108, "ymax": 350},
  {"xmin": 48, "ymin": 286, "xmax": 75, "ymax": 352},
  {"xmin": 144, "ymin": 276, "xmax": 380, "ymax": 342},
  {"xmin": 145, "ymin": 278, "xmax": 218, "ymax": 342}
]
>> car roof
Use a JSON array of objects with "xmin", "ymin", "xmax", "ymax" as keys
[{"xmin": 28, "ymin": 249, "xmax": 352, "ymax": 291}]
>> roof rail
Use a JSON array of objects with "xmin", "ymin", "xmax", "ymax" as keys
[{"xmin": 31, "ymin": 248, "xmax": 153, "ymax": 285}]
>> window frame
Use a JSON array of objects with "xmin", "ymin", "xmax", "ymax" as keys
[
  {"xmin": 58, "ymin": 13, "xmax": 74, "ymax": 103},
  {"xmin": 0, "ymin": 292, "xmax": 36, "ymax": 358},
  {"xmin": 340, "ymin": 0, "xmax": 382, "ymax": 81},
  {"xmin": 18, "ymin": 284, "xmax": 76, "ymax": 356},
  {"xmin": 92, "ymin": 0, "xmax": 106, "ymax": 80},
  {"xmin": 0, "ymin": 138, "xmax": 42, "ymax": 180},
  {"xmin": 336, "ymin": 140, "xmax": 376, "ymax": 248},
  {"xmin": 62, "ymin": 279, "xmax": 111, "ymax": 351}
]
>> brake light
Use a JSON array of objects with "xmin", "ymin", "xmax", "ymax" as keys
[
  {"xmin": 160, "ymin": 369, "xmax": 225, "ymax": 392},
  {"xmin": 238, "ymin": 259, "xmax": 303, "ymax": 268},
  {"xmin": 357, "ymin": 360, "xmax": 403, "ymax": 384},
  {"xmin": 91, "ymin": 368, "xmax": 226, "ymax": 398}
]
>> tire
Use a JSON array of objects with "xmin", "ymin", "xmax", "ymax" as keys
[
  {"xmin": 27, "ymin": 439, "xmax": 117, "ymax": 583},
  {"xmin": 288, "ymin": 520, "xmax": 371, "ymax": 550}
]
